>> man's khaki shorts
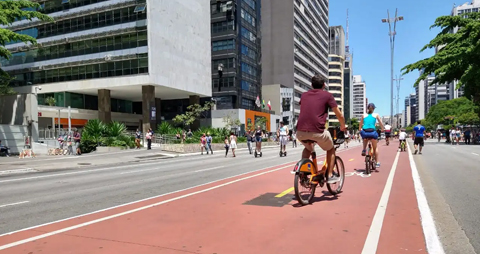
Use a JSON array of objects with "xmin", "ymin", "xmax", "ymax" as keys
[{"xmin": 296, "ymin": 130, "xmax": 334, "ymax": 151}]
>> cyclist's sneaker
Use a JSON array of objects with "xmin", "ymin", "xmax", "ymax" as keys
[
  {"xmin": 376, "ymin": 162, "xmax": 381, "ymax": 168},
  {"xmin": 327, "ymin": 175, "xmax": 340, "ymax": 184},
  {"xmin": 414, "ymin": 149, "xmax": 418, "ymax": 154},
  {"xmin": 361, "ymin": 150, "xmax": 366, "ymax": 156}
]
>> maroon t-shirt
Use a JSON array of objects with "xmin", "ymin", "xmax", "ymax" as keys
[{"xmin": 296, "ymin": 89, "xmax": 338, "ymax": 133}]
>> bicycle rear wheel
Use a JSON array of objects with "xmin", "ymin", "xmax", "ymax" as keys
[
  {"xmin": 327, "ymin": 156, "xmax": 345, "ymax": 195},
  {"xmin": 293, "ymin": 159, "xmax": 317, "ymax": 205},
  {"xmin": 365, "ymin": 156, "xmax": 371, "ymax": 175}
]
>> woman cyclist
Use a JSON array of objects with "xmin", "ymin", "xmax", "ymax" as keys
[
  {"xmin": 254, "ymin": 125, "xmax": 264, "ymax": 154},
  {"xmin": 359, "ymin": 103, "xmax": 384, "ymax": 168}
]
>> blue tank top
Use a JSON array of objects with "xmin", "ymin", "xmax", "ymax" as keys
[{"xmin": 362, "ymin": 113, "xmax": 377, "ymax": 130}]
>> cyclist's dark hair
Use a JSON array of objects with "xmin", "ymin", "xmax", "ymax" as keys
[
  {"xmin": 311, "ymin": 74, "xmax": 326, "ymax": 89},
  {"xmin": 417, "ymin": 120, "xmax": 422, "ymax": 125}
]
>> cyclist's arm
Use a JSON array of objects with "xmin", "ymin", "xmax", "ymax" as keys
[
  {"xmin": 359, "ymin": 116, "xmax": 364, "ymax": 132},
  {"xmin": 332, "ymin": 106, "xmax": 346, "ymax": 131},
  {"xmin": 376, "ymin": 114, "xmax": 385, "ymax": 131}
]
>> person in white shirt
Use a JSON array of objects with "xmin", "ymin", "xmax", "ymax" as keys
[
  {"xmin": 384, "ymin": 122, "xmax": 392, "ymax": 144},
  {"xmin": 398, "ymin": 129, "xmax": 407, "ymax": 149}
]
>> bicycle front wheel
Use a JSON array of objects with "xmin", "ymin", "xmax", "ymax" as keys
[{"xmin": 327, "ymin": 156, "xmax": 345, "ymax": 195}]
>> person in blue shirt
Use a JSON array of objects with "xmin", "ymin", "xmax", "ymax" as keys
[
  {"xmin": 413, "ymin": 121, "xmax": 426, "ymax": 154},
  {"xmin": 359, "ymin": 103, "xmax": 385, "ymax": 168}
]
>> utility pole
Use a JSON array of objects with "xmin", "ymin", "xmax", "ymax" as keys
[
  {"xmin": 382, "ymin": 9, "xmax": 404, "ymax": 127},
  {"xmin": 394, "ymin": 75, "xmax": 404, "ymax": 128}
]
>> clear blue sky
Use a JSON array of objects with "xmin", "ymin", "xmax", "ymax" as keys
[{"xmin": 329, "ymin": 0, "xmax": 465, "ymax": 117}]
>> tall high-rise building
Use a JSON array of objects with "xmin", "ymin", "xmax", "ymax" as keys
[
  {"xmin": 352, "ymin": 75, "xmax": 366, "ymax": 120},
  {"xmin": 210, "ymin": 0, "xmax": 262, "ymax": 110},
  {"xmin": 405, "ymin": 93, "xmax": 417, "ymax": 126},
  {"xmin": 261, "ymin": 0, "xmax": 329, "ymax": 125},
  {"xmin": 327, "ymin": 26, "xmax": 345, "ymax": 123},
  {"xmin": 2, "ymin": 0, "xmax": 211, "ymax": 134}
]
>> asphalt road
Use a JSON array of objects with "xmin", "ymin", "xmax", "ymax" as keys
[
  {"xmin": 413, "ymin": 139, "xmax": 480, "ymax": 254},
  {"xmin": 1, "ymin": 144, "xmax": 355, "ymax": 235}
]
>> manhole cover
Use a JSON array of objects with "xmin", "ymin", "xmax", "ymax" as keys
[
  {"xmin": 243, "ymin": 193, "xmax": 294, "ymax": 207},
  {"xmin": 78, "ymin": 163, "xmax": 92, "ymax": 165}
]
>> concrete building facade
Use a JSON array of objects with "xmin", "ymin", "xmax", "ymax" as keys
[
  {"xmin": 3, "ymin": 0, "xmax": 212, "ymax": 136},
  {"xmin": 343, "ymin": 51, "xmax": 353, "ymax": 121},
  {"xmin": 261, "ymin": 0, "xmax": 329, "ymax": 125},
  {"xmin": 352, "ymin": 75, "xmax": 366, "ymax": 120},
  {"xmin": 327, "ymin": 26, "xmax": 345, "ymax": 123},
  {"xmin": 262, "ymin": 84, "xmax": 294, "ymax": 130}
]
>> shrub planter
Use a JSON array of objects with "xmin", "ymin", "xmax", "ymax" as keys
[
  {"xmin": 95, "ymin": 146, "xmax": 128, "ymax": 153},
  {"xmin": 161, "ymin": 142, "xmax": 279, "ymax": 154}
]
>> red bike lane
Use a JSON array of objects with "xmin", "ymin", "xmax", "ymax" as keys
[{"xmin": 0, "ymin": 142, "xmax": 430, "ymax": 254}]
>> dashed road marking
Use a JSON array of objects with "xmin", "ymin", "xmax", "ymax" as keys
[
  {"xmin": 0, "ymin": 201, "xmax": 29, "ymax": 208},
  {"xmin": 472, "ymin": 153, "xmax": 479, "ymax": 156},
  {"xmin": 275, "ymin": 187, "xmax": 294, "ymax": 198},
  {"xmin": 349, "ymin": 159, "xmax": 354, "ymax": 161}
]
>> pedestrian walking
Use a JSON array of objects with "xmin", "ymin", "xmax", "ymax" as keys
[
  {"xmin": 200, "ymin": 133, "xmax": 207, "ymax": 155},
  {"xmin": 229, "ymin": 132, "xmax": 237, "ymax": 157},
  {"xmin": 206, "ymin": 133, "xmax": 213, "ymax": 154},
  {"xmin": 224, "ymin": 136, "xmax": 229, "ymax": 157},
  {"xmin": 246, "ymin": 131, "xmax": 253, "ymax": 154},
  {"xmin": 73, "ymin": 129, "xmax": 81, "ymax": 155},
  {"xmin": 413, "ymin": 121, "xmax": 426, "ymax": 155}
]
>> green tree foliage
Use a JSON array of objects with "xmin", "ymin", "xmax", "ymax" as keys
[
  {"xmin": 223, "ymin": 113, "xmax": 241, "ymax": 130},
  {"xmin": 349, "ymin": 118, "xmax": 360, "ymax": 132},
  {"xmin": 0, "ymin": 1, "xmax": 53, "ymax": 95},
  {"xmin": 422, "ymin": 98, "xmax": 479, "ymax": 129},
  {"xmin": 173, "ymin": 102, "xmax": 215, "ymax": 129},
  {"xmin": 401, "ymin": 12, "xmax": 480, "ymax": 107}
]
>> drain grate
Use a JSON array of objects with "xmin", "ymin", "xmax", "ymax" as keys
[{"xmin": 78, "ymin": 163, "xmax": 92, "ymax": 166}]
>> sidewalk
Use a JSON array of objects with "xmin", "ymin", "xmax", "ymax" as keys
[
  {"xmin": 0, "ymin": 140, "xmax": 436, "ymax": 254},
  {"xmin": 0, "ymin": 144, "xmax": 283, "ymax": 175}
]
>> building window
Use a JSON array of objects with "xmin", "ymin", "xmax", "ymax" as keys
[
  {"xmin": 241, "ymin": 80, "xmax": 257, "ymax": 93},
  {"xmin": 240, "ymin": 27, "xmax": 256, "ymax": 42},
  {"xmin": 211, "ymin": 20, "xmax": 234, "ymax": 33},
  {"xmin": 328, "ymin": 56, "xmax": 341, "ymax": 62},
  {"xmin": 329, "ymin": 64, "xmax": 341, "ymax": 69},
  {"xmin": 329, "ymin": 72, "xmax": 342, "ymax": 77},
  {"xmin": 241, "ymin": 44, "xmax": 257, "ymax": 60},
  {"xmin": 241, "ymin": 62, "xmax": 257, "ymax": 76},
  {"xmin": 241, "ymin": 8, "xmax": 255, "ymax": 27},
  {"xmin": 9, "ymin": 54, "xmax": 148, "ymax": 86},
  {"xmin": 329, "ymin": 79, "xmax": 341, "ymax": 84},
  {"xmin": 213, "ymin": 77, "xmax": 235, "ymax": 88},
  {"xmin": 241, "ymin": 98, "xmax": 254, "ymax": 109},
  {"xmin": 243, "ymin": 0, "xmax": 256, "ymax": 10},
  {"xmin": 212, "ymin": 58, "xmax": 235, "ymax": 70},
  {"xmin": 212, "ymin": 39, "xmax": 235, "ymax": 51},
  {"xmin": 10, "ymin": 6, "xmax": 147, "ymax": 43},
  {"xmin": 1, "ymin": 30, "xmax": 148, "ymax": 67}
]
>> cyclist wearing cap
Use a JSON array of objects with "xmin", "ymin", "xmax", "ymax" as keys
[{"xmin": 359, "ymin": 103, "xmax": 384, "ymax": 168}]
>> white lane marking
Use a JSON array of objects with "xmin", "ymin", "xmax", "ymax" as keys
[
  {"xmin": 407, "ymin": 141, "xmax": 446, "ymax": 253},
  {"xmin": 0, "ymin": 201, "xmax": 29, "ymax": 208},
  {"xmin": 0, "ymin": 168, "xmax": 36, "ymax": 175},
  {"xmin": 0, "ymin": 161, "xmax": 176, "ymax": 183},
  {"xmin": 472, "ymin": 153, "xmax": 479, "ymax": 156},
  {"xmin": 0, "ymin": 164, "xmax": 295, "ymax": 251},
  {"xmin": 194, "ymin": 166, "xmax": 224, "ymax": 173},
  {"xmin": 361, "ymin": 151, "xmax": 400, "ymax": 254},
  {"xmin": 0, "ymin": 145, "xmax": 358, "ymax": 239}
]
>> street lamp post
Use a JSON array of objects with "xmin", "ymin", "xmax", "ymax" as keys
[
  {"xmin": 393, "ymin": 75, "xmax": 404, "ymax": 127},
  {"xmin": 382, "ymin": 9, "xmax": 404, "ymax": 127}
]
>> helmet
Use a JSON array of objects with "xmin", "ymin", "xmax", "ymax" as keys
[{"xmin": 367, "ymin": 103, "xmax": 376, "ymax": 109}]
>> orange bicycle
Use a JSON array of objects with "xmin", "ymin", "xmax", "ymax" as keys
[{"xmin": 292, "ymin": 127, "xmax": 346, "ymax": 205}]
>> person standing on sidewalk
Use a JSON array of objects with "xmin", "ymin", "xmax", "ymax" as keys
[
  {"xmin": 224, "ymin": 136, "xmax": 230, "ymax": 157},
  {"xmin": 206, "ymin": 133, "xmax": 213, "ymax": 154},
  {"xmin": 229, "ymin": 132, "xmax": 237, "ymax": 157},
  {"xmin": 135, "ymin": 129, "xmax": 142, "ymax": 149},
  {"xmin": 292, "ymin": 131, "xmax": 297, "ymax": 148},
  {"xmin": 146, "ymin": 128, "xmax": 153, "ymax": 150},
  {"xmin": 277, "ymin": 121, "xmax": 289, "ymax": 154},
  {"xmin": 413, "ymin": 121, "xmax": 426, "ymax": 154},
  {"xmin": 73, "ymin": 129, "xmax": 82, "ymax": 155},
  {"xmin": 246, "ymin": 130, "xmax": 253, "ymax": 154}
]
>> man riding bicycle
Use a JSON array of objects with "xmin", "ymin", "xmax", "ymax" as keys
[
  {"xmin": 384, "ymin": 122, "xmax": 392, "ymax": 144},
  {"xmin": 399, "ymin": 128, "xmax": 407, "ymax": 149},
  {"xmin": 296, "ymin": 74, "xmax": 346, "ymax": 184},
  {"xmin": 359, "ymin": 103, "xmax": 384, "ymax": 168}
]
